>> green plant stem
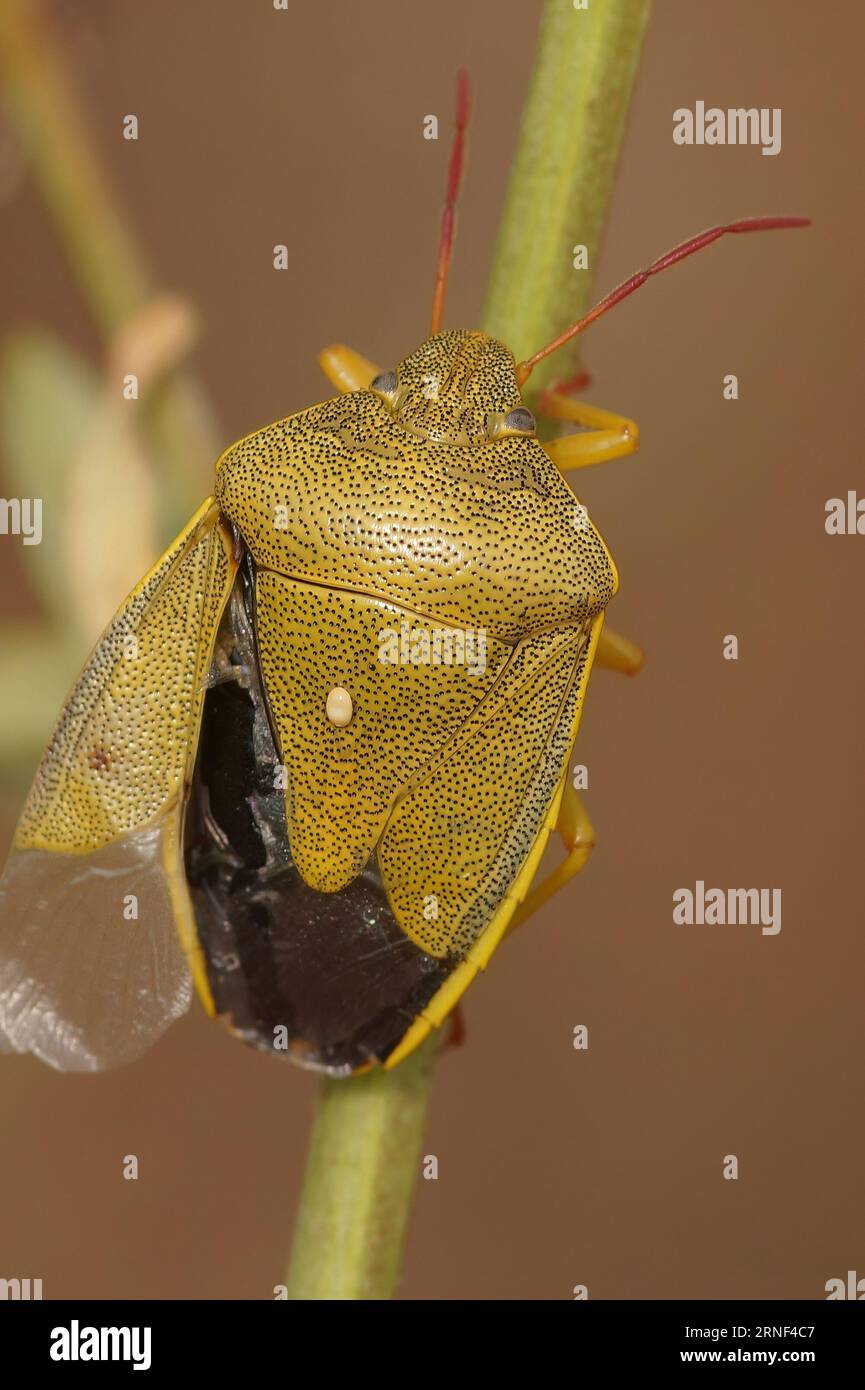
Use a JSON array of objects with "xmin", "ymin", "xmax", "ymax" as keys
[
  {"xmin": 484, "ymin": 0, "xmax": 651, "ymax": 411},
  {"xmin": 286, "ymin": 1034, "xmax": 439, "ymax": 1299},
  {"xmin": 0, "ymin": 0, "xmax": 218, "ymax": 519},
  {"xmin": 287, "ymin": 0, "xmax": 650, "ymax": 1302}
]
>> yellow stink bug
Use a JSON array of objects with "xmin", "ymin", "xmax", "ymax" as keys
[{"xmin": 0, "ymin": 76, "xmax": 806, "ymax": 1075}]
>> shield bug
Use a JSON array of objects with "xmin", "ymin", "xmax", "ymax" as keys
[{"xmin": 0, "ymin": 75, "xmax": 807, "ymax": 1075}]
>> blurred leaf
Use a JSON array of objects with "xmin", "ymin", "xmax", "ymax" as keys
[
  {"xmin": 61, "ymin": 297, "xmax": 200, "ymax": 641},
  {"xmin": 0, "ymin": 329, "xmax": 101, "ymax": 633},
  {"xmin": 0, "ymin": 315, "xmax": 201, "ymax": 645},
  {"xmin": 0, "ymin": 622, "xmax": 80, "ymax": 781},
  {"xmin": 108, "ymin": 292, "xmax": 200, "ymax": 392},
  {"xmin": 63, "ymin": 392, "xmax": 160, "ymax": 643}
]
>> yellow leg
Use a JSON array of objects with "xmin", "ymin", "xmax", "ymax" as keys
[
  {"xmin": 318, "ymin": 343, "xmax": 382, "ymax": 394},
  {"xmin": 596, "ymin": 625, "xmax": 645, "ymax": 675},
  {"xmin": 504, "ymin": 780, "xmax": 596, "ymax": 937},
  {"xmin": 539, "ymin": 390, "xmax": 639, "ymax": 472},
  {"xmin": 382, "ymin": 954, "xmax": 479, "ymax": 1067}
]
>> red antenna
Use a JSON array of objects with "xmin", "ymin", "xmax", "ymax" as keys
[
  {"xmin": 515, "ymin": 215, "xmax": 810, "ymax": 387},
  {"xmin": 430, "ymin": 69, "xmax": 471, "ymax": 336}
]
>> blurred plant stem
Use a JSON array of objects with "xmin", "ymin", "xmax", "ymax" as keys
[
  {"xmin": 0, "ymin": 0, "xmax": 224, "ymax": 785},
  {"xmin": 286, "ymin": 0, "xmax": 650, "ymax": 1302},
  {"xmin": 0, "ymin": 0, "xmax": 217, "ymax": 526}
]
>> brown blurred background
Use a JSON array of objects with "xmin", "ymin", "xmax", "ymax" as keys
[{"xmin": 0, "ymin": 0, "xmax": 862, "ymax": 1300}]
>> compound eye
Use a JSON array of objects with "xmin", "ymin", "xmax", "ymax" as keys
[
  {"xmin": 486, "ymin": 405, "xmax": 537, "ymax": 440},
  {"xmin": 371, "ymin": 370, "xmax": 399, "ymax": 403},
  {"xmin": 504, "ymin": 406, "xmax": 536, "ymax": 435}
]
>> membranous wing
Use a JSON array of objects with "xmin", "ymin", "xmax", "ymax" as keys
[{"xmin": 0, "ymin": 500, "xmax": 236, "ymax": 1070}]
